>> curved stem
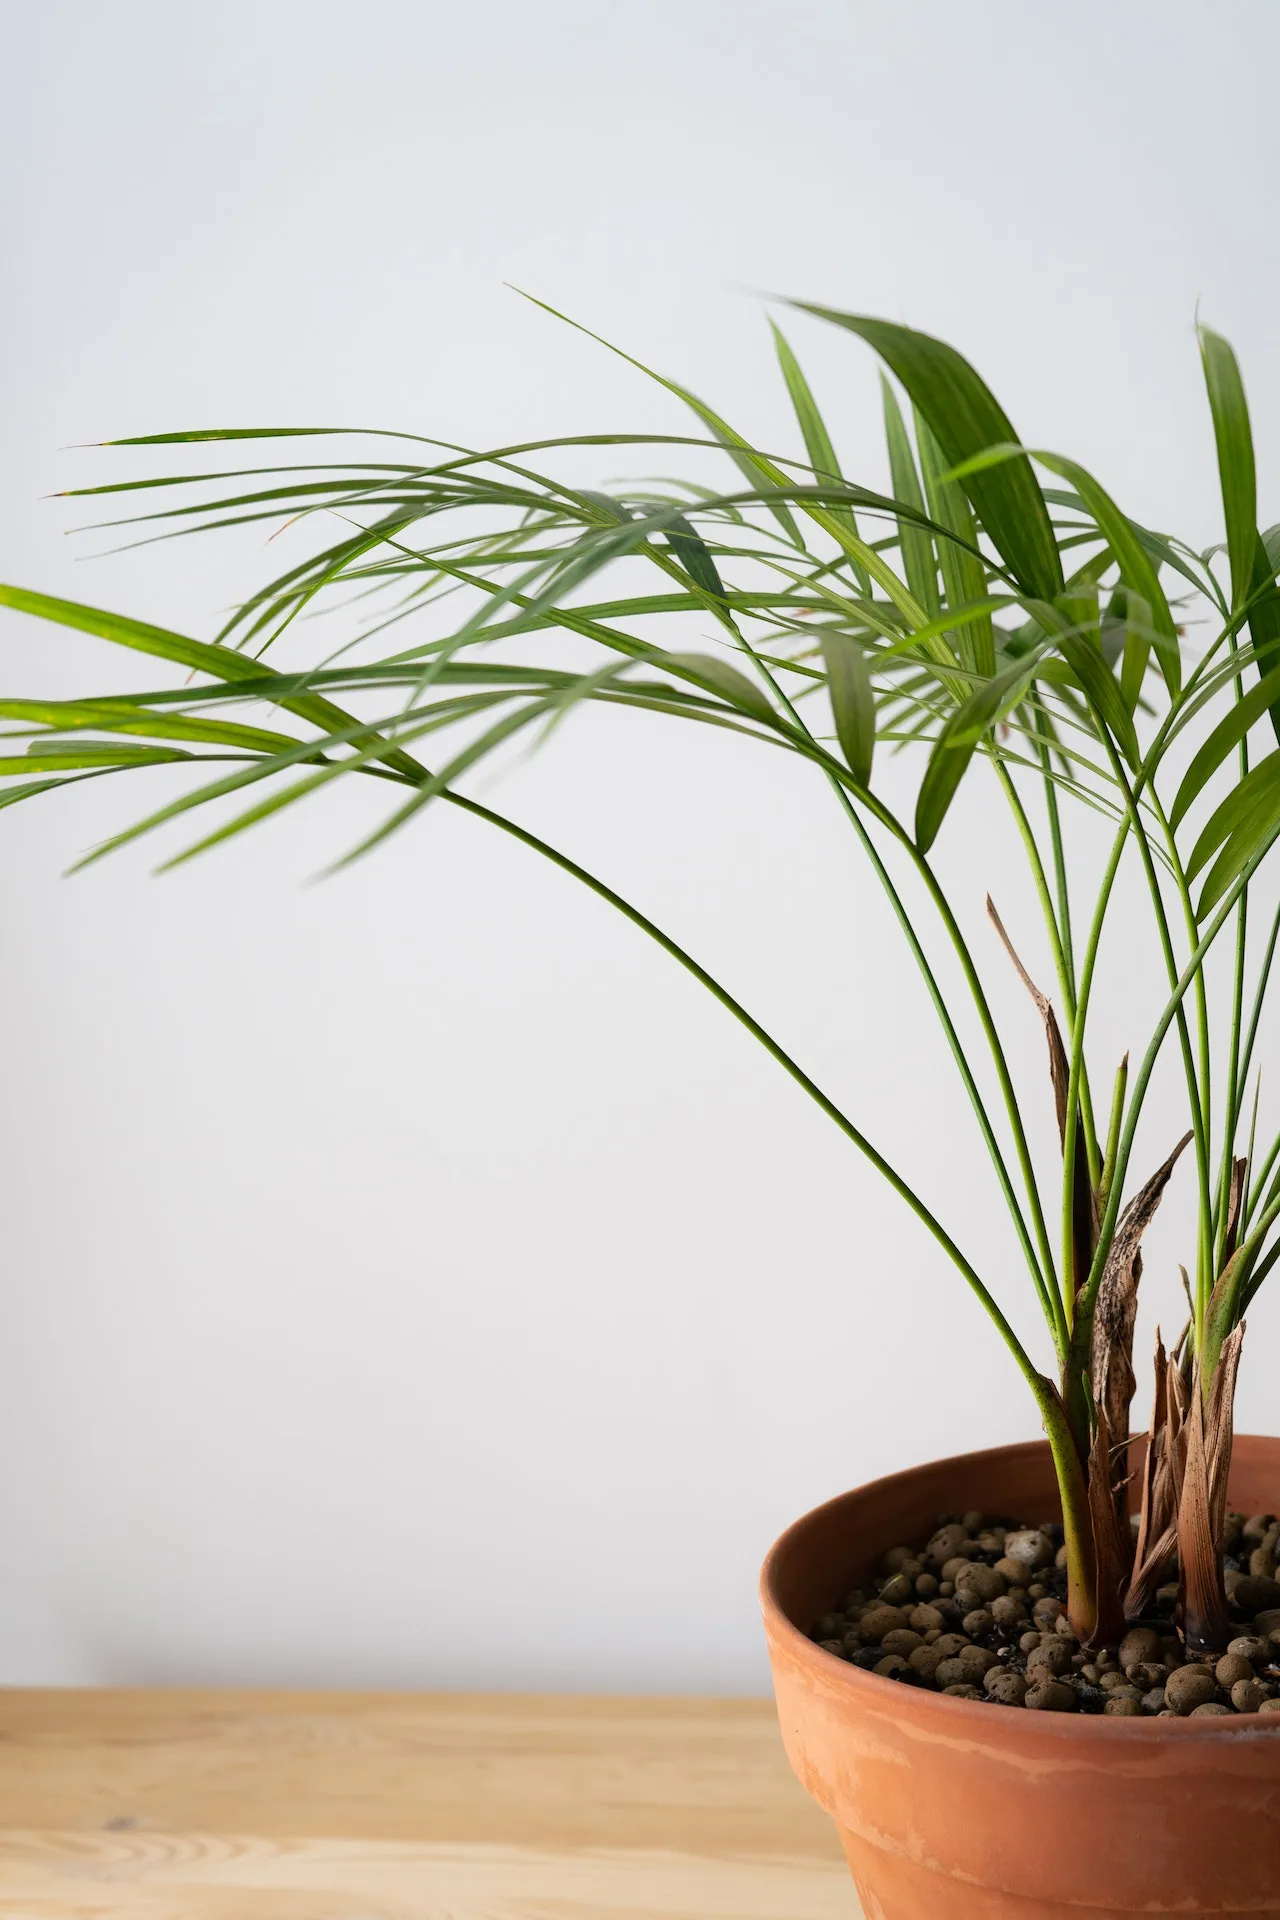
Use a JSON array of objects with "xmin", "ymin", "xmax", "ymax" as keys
[
  {"xmin": 837, "ymin": 785, "xmax": 1065, "ymax": 1360},
  {"xmin": 1215, "ymin": 632, "xmax": 1252, "ymax": 1269},
  {"xmin": 730, "ymin": 622, "xmax": 1061, "ymax": 1348},
  {"xmin": 994, "ymin": 752, "xmax": 1100, "ymax": 1186},
  {"xmin": 440, "ymin": 784, "xmax": 1047, "ymax": 1393},
  {"xmin": 1141, "ymin": 784, "xmax": 1215, "ymax": 1319},
  {"xmin": 1237, "ymin": 899, "xmax": 1280, "ymax": 1165},
  {"xmin": 1078, "ymin": 831, "xmax": 1280, "ymax": 1330}
]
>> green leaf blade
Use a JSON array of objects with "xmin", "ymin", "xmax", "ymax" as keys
[{"xmin": 793, "ymin": 305, "xmax": 1063, "ymax": 603}]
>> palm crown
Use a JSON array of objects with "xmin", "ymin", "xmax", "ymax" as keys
[{"xmin": 3, "ymin": 298, "xmax": 1277, "ymax": 1652}]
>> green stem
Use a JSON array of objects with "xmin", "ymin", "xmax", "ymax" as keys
[
  {"xmin": 440, "ymin": 785, "xmax": 1047, "ymax": 1393},
  {"xmin": 838, "ymin": 785, "xmax": 1066, "ymax": 1361},
  {"xmin": 1143, "ymin": 786, "xmax": 1216, "ymax": 1319},
  {"xmin": 1078, "ymin": 830, "xmax": 1280, "ymax": 1334},
  {"xmin": 1236, "ymin": 899, "xmax": 1280, "ymax": 1154},
  {"xmin": 1038, "ymin": 714, "xmax": 1078, "ymax": 997},
  {"xmin": 994, "ymin": 753, "xmax": 1100, "ymax": 1185},
  {"xmin": 730, "ymin": 618, "xmax": 1063, "ymax": 1352},
  {"xmin": 1213, "ymin": 630, "xmax": 1250, "ymax": 1275},
  {"xmin": 1099, "ymin": 1054, "xmax": 1128, "ymax": 1203}
]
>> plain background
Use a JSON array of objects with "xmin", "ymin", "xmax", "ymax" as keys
[{"xmin": 2, "ymin": 0, "xmax": 1279, "ymax": 1692}]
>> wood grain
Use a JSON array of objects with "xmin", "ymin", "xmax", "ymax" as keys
[{"xmin": 0, "ymin": 1689, "xmax": 853, "ymax": 1919}]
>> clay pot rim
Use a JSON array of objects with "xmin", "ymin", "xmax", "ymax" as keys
[{"xmin": 760, "ymin": 1435, "xmax": 1280, "ymax": 1737}]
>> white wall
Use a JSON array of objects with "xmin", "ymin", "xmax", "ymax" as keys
[{"xmin": 2, "ymin": 0, "xmax": 1279, "ymax": 1691}]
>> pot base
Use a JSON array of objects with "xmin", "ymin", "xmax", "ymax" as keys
[{"xmin": 840, "ymin": 1829, "xmax": 1280, "ymax": 1919}]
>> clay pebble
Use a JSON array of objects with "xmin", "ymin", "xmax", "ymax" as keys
[{"xmin": 808, "ymin": 1502, "xmax": 1280, "ymax": 1719}]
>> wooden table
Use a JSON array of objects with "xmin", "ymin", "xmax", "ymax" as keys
[{"xmin": 0, "ymin": 1690, "xmax": 854, "ymax": 1918}]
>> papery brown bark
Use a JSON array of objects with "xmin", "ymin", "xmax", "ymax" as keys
[
  {"xmin": 1087, "ymin": 1134, "xmax": 1191, "ymax": 1535},
  {"xmin": 1084, "ymin": 1404, "xmax": 1130, "ymax": 1649},
  {"xmin": 986, "ymin": 898, "xmax": 1096, "ymax": 1298},
  {"xmin": 1124, "ymin": 1331, "xmax": 1185, "ymax": 1618},
  {"xmin": 1177, "ymin": 1324, "xmax": 1244, "ymax": 1654},
  {"xmin": 1221, "ymin": 1156, "xmax": 1248, "ymax": 1267}
]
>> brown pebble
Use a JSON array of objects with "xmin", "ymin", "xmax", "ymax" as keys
[
  {"xmin": 909, "ymin": 1604, "xmax": 944, "ymax": 1633},
  {"xmin": 1258, "ymin": 1698, "xmax": 1280, "ymax": 1716},
  {"xmin": 991, "ymin": 1595, "xmax": 1024, "ymax": 1630},
  {"xmin": 1027, "ymin": 1583, "xmax": 1047, "ymax": 1601},
  {"xmin": 817, "ymin": 1638, "xmax": 845, "ymax": 1659},
  {"xmin": 1080, "ymin": 1663, "xmax": 1101, "ymax": 1685},
  {"xmin": 1019, "ymin": 1630, "xmax": 1043, "ymax": 1654},
  {"xmin": 1243, "ymin": 1512, "xmax": 1276, "ymax": 1543},
  {"xmin": 994, "ymin": 1556, "xmax": 1031, "ymax": 1586},
  {"xmin": 955, "ymin": 1563, "xmax": 1007, "ymax": 1603},
  {"xmin": 1025, "ymin": 1678, "xmax": 1075, "ymax": 1712},
  {"xmin": 984, "ymin": 1667, "xmax": 1027, "ymax": 1706},
  {"xmin": 1003, "ymin": 1529, "xmax": 1055, "ymax": 1570},
  {"xmin": 942, "ymin": 1683, "xmax": 984, "ymax": 1699},
  {"xmin": 962, "ymin": 1608, "xmax": 995, "ymax": 1639},
  {"xmin": 1250, "ymin": 1547, "xmax": 1278, "ymax": 1581},
  {"xmin": 1228, "ymin": 1635, "xmax": 1269, "ymax": 1665},
  {"xmin": 1225, "ymin": 1512, "xmax": 1245, "ymax": 1549},
  {"xmin": 882, "ymin": 1546, "xmax": 914, "ymax": 1574},
  {"xmin": 1054, "ymin": 1543, "xmax": 1069, "ymax": 1569},
  {"xmin": 933, "ymin": 1633, "xmax": 969, "ymax": 1660},
  {"xmin": 1119, "ymin": 1627, "xmax": 1161, "ymax": 1671},
  {"xmin": 914, "ymin": 1573, "xmax": 939, "ymax": 1599},
  {"xmin": 873, "ymin": 1655, "xmax": 909, "ymax": 1678},
  {"xmin": 924, "ymin": 1629, "xmax": 941, "ymax": 1644},
  {"xmin": 926, "ymin": 1523, "xmax": 969, "ymax": 1568},
  {"xmin": 941, "ymin": 1555, "xmax": 975, "ymax": 1584},
  {"xmin": 815, "ymin": 1614, "xmax": 844, "ymax": 1640},
  {"xmin": 1216, "ymin": 1651, "xmax": 1254, "ymax": 1689},
  {"xmin": 1126, "ymin": 1663, "xmax": 1168, "ymax": 1691},
  {"xmin": 1032, "ymin": 1597, "xmax": 1065, "ymax": 1625},
  {"xmin": 1165, "ymin": 1665, "xmax": 1219, "ymax": 1715},
  {"xmin": 976, "ymin": 1528, "xmax": 1007, "ymax": 1554},
  {"xmin": 958, "ymin": 1645, "xmax": 998, "ymax": 1679},
  {"xmin": 1104, "ymin": 1694, "xmax": 1142, "ymax": 1715},
  {"xmin": 962, "ymin": 1509, "xmax": 984, "ymax": 1532},
  {"xmin": 1027, "ymin": 1640, "xmax": 1073, "ymax": 1679},
  {"xmin": 878, "ymin": 1573, "xmax": 915, "ymax": 1607},
  {"xmin": 1100, "ymin": 1669, "xmax": 1136, "ymax": 1692},
  {"xmin": 934, "ymin": 1657, "xmax": 967, "ymax": 1688},
  {"xmin": 1190, "ymin": 1701, "xmax": 1234, "ymax": 1716},
  {"xmin": 1232, "ymin": 1677, "xmax": 1270, "ymax": 1713},
  {"xmin": 882, "ymin": 1629, "xmax": 923, "ymax": 1657},
  {"xmin": 1255, "ymin": 1608, "xmax": 1280, "ymax": 1637},
  {"xmin": 908, "ymin": 1645, "xmax": 943, "ymax": 1681},
  {"xmin": 1236, "ymin": 1574, "xmax": 1280, "ymax": 1613},
  {"xmin": 859, "ymin": 1604, "xmax": 908, "ymax": 1643}
]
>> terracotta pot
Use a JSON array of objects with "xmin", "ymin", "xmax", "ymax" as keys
[{"xmin": 761, "ymin": 1435, "xmax": 1280, "ymax": 1919}]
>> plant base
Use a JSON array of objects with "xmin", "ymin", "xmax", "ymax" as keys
[{"xmin": 762, "ymin": 1438, "xmax": 1280, "ymax": 1916}]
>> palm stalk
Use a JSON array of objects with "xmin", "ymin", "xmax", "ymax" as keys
[{"xmin": 5, "ymin": 302, "xmax": 1280, "ymax": 1652}]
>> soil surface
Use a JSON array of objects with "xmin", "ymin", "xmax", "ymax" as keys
[{"xmin": 809, "ymin": 1507, "xmax": 1280, "ymax": 1714}]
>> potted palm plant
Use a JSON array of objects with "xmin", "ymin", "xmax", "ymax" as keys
[{"xmin": 4, "ymin": 299, "xmax": 1280, "ymax": 1914}]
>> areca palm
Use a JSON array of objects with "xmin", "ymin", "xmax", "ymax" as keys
[{"xmin": 2, "ymin": 298, "xmax": 1276, "ymax": 1652}]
